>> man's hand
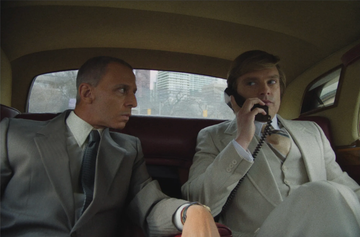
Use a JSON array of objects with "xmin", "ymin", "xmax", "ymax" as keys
[
  {"xmin": 181, "ymin": 205, "xmax": 220, "ymax": 237},
  {"xmin": 231, "ymin": 96, "xmax": 267, "ymax": 150}
]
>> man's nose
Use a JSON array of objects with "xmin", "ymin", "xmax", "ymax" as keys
[
  {"xmin": 259, "ymin": 83, "xmax": 271, "ymax": 95},
  {"xmin": 126, "ymin": 93, "xmax": 137, "ymax": 108}
]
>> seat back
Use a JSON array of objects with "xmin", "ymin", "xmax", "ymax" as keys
[
  {"xmin": 15, "ymin": 112, "xmax": 59, "ymax": 121},
  {"xmin": 0, "ymin": 104, "xmax": 20, "ymax": 121},
  {"xmin": 120, "ymin": 116, "xmax": 225, "ymax": 186}
]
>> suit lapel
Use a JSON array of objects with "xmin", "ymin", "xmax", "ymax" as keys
[
  {"xmin": 247, "ymin": 137, "xmax": 283, "ymax": 205},
  {"xmin": 221, "ymin": 119, "xmax": 283, "ymax": 206},
  {"xmin": 278, "ymin": 116, "xmax": 326, "ymax": 181},
  {"xmin": 95, "ymin": 129, "xmax": 125, "ymax": 195},
  {"xmin": 34, "ymin": 111, "xmax": 75, "ymax": 225},
  {"xmin": 221, "ymin": 119, "xmax": 237, "ymax": 145},
  {"xmin": 75, "ymin": 129, "xmax": 126, "ymax": 226}
]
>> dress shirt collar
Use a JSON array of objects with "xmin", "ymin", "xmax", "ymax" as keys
[
  {"xmin": 66, "ymin": 111, "xmax": 103, "ymax": 148},
  {"xmin": 255, "ymin": 114, "xmax": 280, "ymax": 137}
]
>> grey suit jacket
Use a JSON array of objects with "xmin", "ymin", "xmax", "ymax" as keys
[
  {"xmin": 182, "ymin": 115, "xmax": 360, "ymax": 236},
  {"xmin": 1, "ymin": 111, "xmax": 186, "ymax": 237}
]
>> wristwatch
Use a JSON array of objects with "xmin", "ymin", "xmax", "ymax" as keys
[{"xmin": 181, "ymin": 202, "xmax": 211, "ymax": 225}]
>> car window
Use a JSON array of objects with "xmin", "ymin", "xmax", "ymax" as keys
[
  {"xmin": 301, "ymin": 67, "xmax": 342, "ymax": 114},
  {"xmin": 28, "ymin": 70, "xmax": 235, "ymax": 120},
  {"xmin": 28, "ymin": 70, "xmax": 78, "ymax": 113}
]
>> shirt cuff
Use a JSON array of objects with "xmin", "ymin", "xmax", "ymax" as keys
[
  {"xmin": 231, "ymin": 139, "xmax": 254, "ymax": 162},
  {"xmin": 173, "ymin": 203, "xmax": 189, "ymax": 231}
]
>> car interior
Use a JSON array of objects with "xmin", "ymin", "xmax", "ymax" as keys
[{"xmin": 1, "ymin": 1, "xmax": 360, "ymax": 236}]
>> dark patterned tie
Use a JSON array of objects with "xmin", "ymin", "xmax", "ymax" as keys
[
  {"xmin": 262, "ymin": 125, "xmax": 291, "ymax": 157},
  {"xmin": 80, "ymin": 130, "xmax": 100, "ymax": 214}
]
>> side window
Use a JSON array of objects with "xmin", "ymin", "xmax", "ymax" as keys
[
  {"xmin": 28, "ymin": 70, "xmax": 235, "ymax": 120},
  {"xmin": 301, "ymin": 67, "xmax": 342, "ymax": 114},
  {"xmin": 28, "ymin": 70, "xmax": 78, "ymax": 113}
]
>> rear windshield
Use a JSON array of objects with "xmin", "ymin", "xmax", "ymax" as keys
[{"xmin": 28, "ymin": 69, "xmax": 235, "ymax": 120}]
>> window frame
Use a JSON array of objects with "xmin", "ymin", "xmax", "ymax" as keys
[{"xmin": 300, "ymin": 65, "xmax": 344, "ymax": 116}]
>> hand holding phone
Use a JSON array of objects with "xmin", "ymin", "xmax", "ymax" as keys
[
  {"xmin": 224, "ymin": 87, "xmax": 271, "ymax": 122},
  {"xmin": 220, "ymin": 88, "xmax": 273, "ymax": 217}
]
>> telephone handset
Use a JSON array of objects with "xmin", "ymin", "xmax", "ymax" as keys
[
  {"xmin": 223, "ymin": 86, "xmax": 272, "ymax": 158},
  {"xmin": 216, "ymin": 88, "xmax": 273, "ymax": 221},
  {"xmin": 224, "ymin": 87, "xmax": 271, "ymax": 122}
]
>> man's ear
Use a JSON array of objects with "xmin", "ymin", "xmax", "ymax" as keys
[
  {"xmin": 230, "ymin": 95, "xmax": 241, "ymax": 113},
  {"xmin": 78, "ymin": 83, "xmax": 95, "ymax": 104}
]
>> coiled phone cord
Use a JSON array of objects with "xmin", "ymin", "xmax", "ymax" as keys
[{"xmin": 215, "ymin": 119, "xmax": 272, "ymax": 221}]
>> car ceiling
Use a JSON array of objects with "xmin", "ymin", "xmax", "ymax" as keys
[{"xmin": 2, "ymin": 0, "xmax": 360, "ymax": 86}]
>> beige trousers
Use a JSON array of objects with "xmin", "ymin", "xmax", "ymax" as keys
[{"xmin": 255, "ymin": 181, "xmax": 360, "ymax": 237}]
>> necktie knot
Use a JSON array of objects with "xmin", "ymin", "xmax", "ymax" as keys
[{"xmin": 88, "ymin": 130, "xmax": 100, "ymax": 146}]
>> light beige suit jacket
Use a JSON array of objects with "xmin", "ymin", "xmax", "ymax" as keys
[
  {"xmin": 1, "ymin": 111, "xmax": 186, "ymax": 237},
  {"xmin": 182, "ymin": 115, "xmax": 360, "ymax": 237}
]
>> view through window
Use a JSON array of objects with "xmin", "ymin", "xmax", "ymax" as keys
[
  {"xmin": 301, "ymin": 67, "xmax": 342, "ymax": 114},
  {"xmin": 28, "ymin": 70, "xmax": 235, "ymax": 120}
]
